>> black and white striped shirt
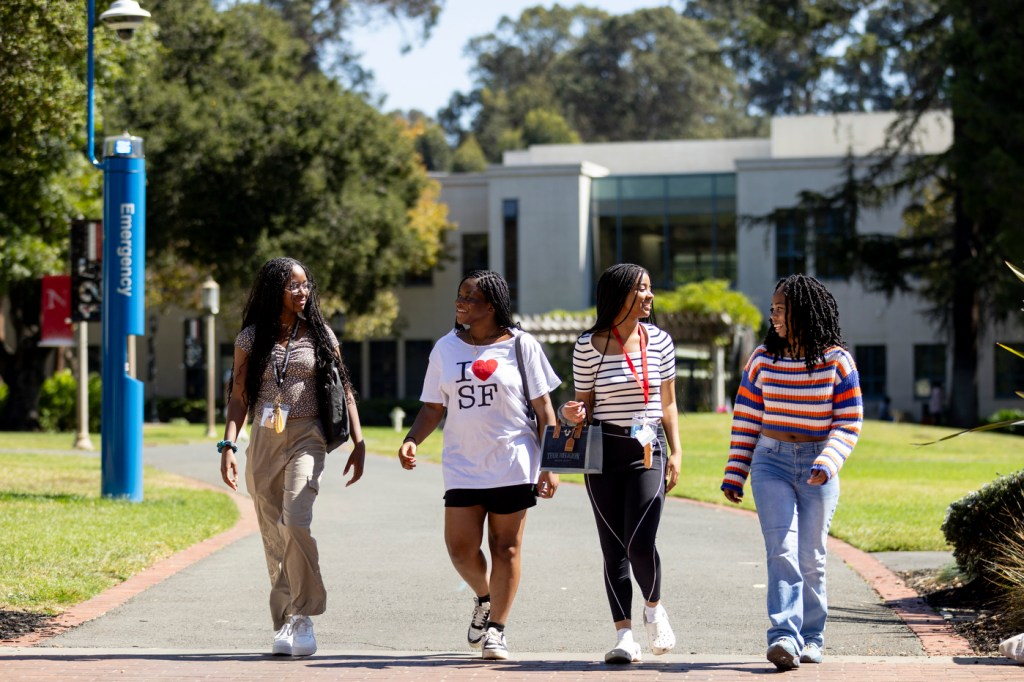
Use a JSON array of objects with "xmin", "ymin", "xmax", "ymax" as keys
[{"xmin": 572, "ymin": 323, "xmax": 676, "ymax": 426}]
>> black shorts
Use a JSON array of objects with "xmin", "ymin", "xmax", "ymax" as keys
[{"xmin": 443, "ymin": 484, "xmax": 538, "ymax": 514}]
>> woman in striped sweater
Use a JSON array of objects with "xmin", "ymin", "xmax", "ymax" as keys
[
  {"xmin": 560, "ymin": 263, "xmax": 682, "ymax": 664},
  {"xmin": 722, "ymin": 274, "xmax": 863, "ymax": 671}
]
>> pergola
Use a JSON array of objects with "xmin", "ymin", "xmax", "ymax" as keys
[{"xmin": 518, "ymin": 311, "xmax": 741, "ymax": 410}]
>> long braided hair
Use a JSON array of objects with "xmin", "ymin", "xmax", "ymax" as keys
[
  {"xmin": 453, "ymin": 270, "xmax": 519, "ymax": 332},
  {"xmin": 586, "ymin": 263, "xmax": 658, "ymax": 334},
  {"xmin": 229, "ymin": 257, "xmax": 352, "ymax": 414},
  {"xmin": 764, "ymin": 274, "xmax": 845, "ymax": 371}
]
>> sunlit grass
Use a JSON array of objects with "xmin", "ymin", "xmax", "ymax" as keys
[{"xmin": 0, "ymin": 451, "xmax": 237, "ymax": 614}]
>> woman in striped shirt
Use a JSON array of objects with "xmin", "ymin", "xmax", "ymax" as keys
[
  {"xmin": 560, "ymin": 263, "xmax": 682, "ymax": 664},
  {"xmin": 721, "ymin": 274, "xmax": 863, "ymax": 671}
]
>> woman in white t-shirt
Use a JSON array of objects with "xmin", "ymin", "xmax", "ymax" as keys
[{"xmin": 398, "ymin": 270, "xmax": 560, "ymax": 662}]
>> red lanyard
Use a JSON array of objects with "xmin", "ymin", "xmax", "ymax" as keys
[{"xmin": 611, "ymin": 324, "xmax": 649, "ymax": 405}]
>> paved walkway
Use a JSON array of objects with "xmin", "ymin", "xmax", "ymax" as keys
[{"xmin": 1, "ymin": 442, "xmax": 1021, "ymax": 680}]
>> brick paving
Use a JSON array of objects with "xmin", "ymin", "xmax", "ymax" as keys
[{"xmin": 0, "ymin": 650, "xmax": 1020, "ymax": 680}]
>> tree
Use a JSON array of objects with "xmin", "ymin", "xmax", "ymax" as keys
[
  {"xmin": 132, "ymin": 2, "xmax": 452, "ymax": 318},
  {"xmin": 443, "ymin": 5, "xmax": 754, "ymax": 160},
  {"xmin": 451, "ymin": 135, "xmax": 487, "ymax": 172},
  {"xmin": 0, "ymin": 1, "xmax": 157, "ymax": 429}
]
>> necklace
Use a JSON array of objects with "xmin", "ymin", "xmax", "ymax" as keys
[{"xmin": 460, "ymin": 327, "xmax": 502, "ymax": 356}]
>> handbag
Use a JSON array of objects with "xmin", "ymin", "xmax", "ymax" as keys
[
  {"xmin": 540, "ymin": 418, "xmax": 604, "ymax": 474},
  {"xmin": 317, "ymin": 354, "xmax": 350, "ymax": 453}
]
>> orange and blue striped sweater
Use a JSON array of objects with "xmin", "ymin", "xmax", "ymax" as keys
[{"xmin": 721, "ymin": 345, "xmax": 863, "ymax": 495}]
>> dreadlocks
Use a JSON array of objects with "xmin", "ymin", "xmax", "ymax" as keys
[
  {"xmin": 587, "ymin": 263, "xmax": 657, "ymax": 334},
  {"xmin": 454, "ymin": 270, "xmax": 519, "ymax": 331},
  {"xmin": 230, "ymin": 257, "xmax": 351, "ymax": 413},
  {"xmin": 764, "ymin": 274, "xmax": 845, "ymax": 371}
]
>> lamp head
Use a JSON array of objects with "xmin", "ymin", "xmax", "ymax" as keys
[{"xmin": 99, "ymin": 0, "xmax": 151, "ymax": 42}]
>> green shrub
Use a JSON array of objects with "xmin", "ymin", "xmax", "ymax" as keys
[
  {"xmin": 0, "ymin": 381, "xmax": 7, "ymax": 412},
  {"xmin": 942, "ymin": 469, "xmax": 1024, "ymax": 581},
  {"xmin": 986, "ymin": 408, "xmax": 1024, "ymax": 435},
  {"xmin": 38, "ymin": 370, "xmax": 101, "ymax": 433},
  {"xmin": 991, "ymin": 516, "xmax": 1024, "ymax": 631},
  {"xmin": 151, "ymin": 397, "xmax": 210, "ymax": 423}
]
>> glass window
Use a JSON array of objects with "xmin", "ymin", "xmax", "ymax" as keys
[
  {"xmin": 994, "ymin": 342, "xmax": 1024, "ymax": 399},
  {"xmin": 854, "ymin": 345, "xmax": 887, "ymax": 399},
  {"xmin": 462, "ymin": 233, "xmax": 488, "ymax": 276},
  {"xmin": 503, "ymin": 199, "xmax": 519, "ymax": 310},
  {"xmin": 597, "ymin": 215, "xmax": 617, "ymax": 276},
  {"xmin": 670, "ymin": 216, "xmax": 714, "ymax": 285},
  {"xmin": 369, "ymin": 340, "xmax": 397, "ymax": 400},
  {"xmin": 814, "ymin": 208, "xmax": 853, "ymax": 280},
  {"xmin": 620, "ymin": 216, "xmax": 666, "ymax": 287},
  {"xmin": 404, "ymin": 340, "xmax": 434, "ymax": 400},
  {"xmin": 775, "ymin": 210, "xmax": 807, "ymax": 277},
  {"xmin": 913, "ymin": 344, "xmax": 945, "ymax": 399}
]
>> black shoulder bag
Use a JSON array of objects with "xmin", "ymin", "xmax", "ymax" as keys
[{"xmin": 317, "ymin": 349, "xmax": 351, "ymax": 453}]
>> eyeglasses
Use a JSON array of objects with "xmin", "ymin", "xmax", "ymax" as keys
[
  {"xmin": 286, "ymin": 281, "xmax": 312, "ymax": 294},
  {"xmin": 456, "ymin": 294, "xmax": 483, "ymax": 305}
]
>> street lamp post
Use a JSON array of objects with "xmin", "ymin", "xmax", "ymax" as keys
[
  {"xmin": 202, "ymin": 277, "xmax": 220, "ymax": 439},
  {"xmin": 87, "ymin": 0, "xmax": 151, "ymax": 501}
]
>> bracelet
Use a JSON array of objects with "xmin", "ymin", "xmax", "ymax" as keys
[
  {"xmin": 217, "ymin": 439, "xmax": 238, "ymax": 454},
  {"xmin": 402, "ymin": 436, "xmax": 417, "ymax": 446}
]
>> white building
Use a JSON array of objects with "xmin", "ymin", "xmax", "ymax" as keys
[{"xmin": 340, "ymin": 110, "xmax": 1021, "ymax": 423}]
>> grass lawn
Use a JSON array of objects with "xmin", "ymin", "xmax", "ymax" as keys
[
  {"xmin": 0, "ymin": 451, "xmax": 238, "ymax": 614},
  {"xmin": 363, "ymin": 413, "xmax": 1023, "ymax": 553}
]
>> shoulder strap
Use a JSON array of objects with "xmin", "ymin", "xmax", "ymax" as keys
[{"xmin": 514, "ymin": 332, "xmax": 537, "ymax": 421}]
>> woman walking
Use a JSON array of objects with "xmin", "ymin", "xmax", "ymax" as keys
[
  {"xmin": 219, "ymin": 257, "xmax": 366, "ymax": 657},
  {"xmin": 721, "ymin": 273, "xmax": 863, "ymax": 670},
  {"xmin": 559, "ymin": 263, "xmax": 682, "ymax": 664},
  {"xmin": 398, "ymin": 270, "xmax": 560, "ymax": 661}
]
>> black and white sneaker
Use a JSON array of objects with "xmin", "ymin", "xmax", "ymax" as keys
[
  {"xmin": 481, "ymin": 626, "xmax": 509, "ymax": 660},
  {"xmin": 467, "ymin": 599, "xmax": 491, "ymax": 649}
]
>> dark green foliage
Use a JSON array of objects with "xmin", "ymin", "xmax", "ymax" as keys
[
  {"xmin": 37, "ymin": 371, "xmax": 101, "ymax": 433},
  {"xmin": 942, "ymin": 470, "xmax": 1024, "ymax": 581}
]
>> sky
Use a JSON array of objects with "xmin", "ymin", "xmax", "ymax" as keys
[{"xmin": 349, "ymin": 0, "xmax": 671, "ymax": 116}]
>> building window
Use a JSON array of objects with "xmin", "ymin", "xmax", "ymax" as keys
[
  {"xmin": 503, "ymin": 199, "xmax": 519, "ymax": 310},
  {"xmin": 854, "ymin": 345, "xmax": 886, "ymax": 399},
  {"xmin": 369, "ymin": 340, "xmax": 397, "ymax": 400},
  {"xmin": 775, "ymin": 207, "xmax": 852, "ymax": 280},
  {"xmin": 591, "ymin": 173, "xmax": 737, "ymax": 290},
  {"xmin": 404, "ymin": 339, "xmax": 434, "ymax": 399},
  {"xmin": 994, "ymin": 342, "xmax": 1024, "ymax": 399},
  {"xmin": 913, "ymin": 344, "xmax": 945, "ymax": 400},
  {"xmin": 462, "ymin": 233, "xmax": 488, "ymax": 276}
]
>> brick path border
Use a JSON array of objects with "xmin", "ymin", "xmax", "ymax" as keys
[
  {"xmin": 681, "ymin": 496, "xmax": 974, "ymax": 655},
  {"xmin": 1, "ymin": 482, "xmax": 257, "ymax": 647}
]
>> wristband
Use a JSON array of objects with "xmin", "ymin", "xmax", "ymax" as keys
[
  {"xmin": 217, "ymin": 440, "xmax": 238, "ymax": 454},
  {"xmin": 402, "ymin": 436, "xmax": 417, "ymax": 446}
]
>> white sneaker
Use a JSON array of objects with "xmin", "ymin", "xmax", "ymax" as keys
[
  {"xmin": 644, "ymin": 604, "xmax": 675, "ymax": 655},
  {"xmin": 604, "ymin": 640, "xmax": 642, "ymax": 664},
  {"xmin": 467, "ymin": 599, "xmax": 491, "ymax": 649},
  {"xmin": 481, "ymin": 626, "xmax": 509, "ymax": 660},
  {"xmin": 272, "ymin": 620, "xmax": 293, "ymax": 656},
  {"xmin": 291, "ymin": 615, "xmax": 317, "ymax": 656}
]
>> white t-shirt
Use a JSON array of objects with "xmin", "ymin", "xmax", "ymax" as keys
[{"xmin": 421, "ymin": 330, "xmax": 561, "ymax": 490}]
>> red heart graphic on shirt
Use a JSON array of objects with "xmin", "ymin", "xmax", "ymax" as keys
[{"xmin": 472, "ymin": 358, "xmax": 498, "ymax": 381}]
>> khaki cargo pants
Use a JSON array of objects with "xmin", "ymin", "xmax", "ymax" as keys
[{"xmin": 245, "ymin": 416, "xmax": 327, "ymax": 630}]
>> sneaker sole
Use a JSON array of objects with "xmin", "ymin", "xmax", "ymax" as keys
[
  {"xmin": 604, "ymin": 648, "xmax": 640, "ymax": 664},
  {"xmin": 482, "ymin": 649, "xmax": 509, "ymax": 660},
  {"xmin": 271, "ymin": 644, "xmax": 292, "ymax": 656},
  {"xmin": 291, "ymin": 644, "xmax": 317, "ymax": 657},
  {"xmin": 468, "ymin": 632, "xmax": 484, "ymax": 649},
  {"xmin": 767, "ymin": 643, "xmax": 800, "ymax": 670}
]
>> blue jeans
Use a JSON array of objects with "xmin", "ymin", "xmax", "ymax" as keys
[{"xmin": 750, "ymin": 435, "xmax": 840, "ymax": 650}]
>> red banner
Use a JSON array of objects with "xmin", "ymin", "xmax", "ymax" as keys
[{"xmin": 40, "ymin": 275, "xmax": 74, "ymax": 347}]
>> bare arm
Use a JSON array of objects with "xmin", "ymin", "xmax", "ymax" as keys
[
  {"xmin": 397, "ymin": 402, "xmax": 445, "ymax": 470},
  {"xmin": 220, "ymin": 345, "xmax": 249, "ymax": 491},
  {"xmin": 531, "ymin": 393, "xmax": 559, "ymax": 498},
  {"xmin": 337, "ymin": 346, "xmax": 365, "ymax": 486},
  {"xmin": 660, "ymin": 378, "xmax": 682, "ymax": 492}
]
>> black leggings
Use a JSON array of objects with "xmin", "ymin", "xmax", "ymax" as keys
[{"xmin": 584, "ymin": 425, "xmax": 667, "ymax": 623}]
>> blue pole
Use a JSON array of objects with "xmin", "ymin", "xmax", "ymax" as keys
[{"xmin": 100, "ymin": 134, "xmax": 146, "ymax": 501}]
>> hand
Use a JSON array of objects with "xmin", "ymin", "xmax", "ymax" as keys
[
  {"xmin": 343, "ymin": 440, "xmax": 366, "ymax": 486},
  {"xmin": 537, "ymin": 471, "xmax": 559, "ymax": 499},
  {"xmin": 723, "ymin": 488, "xmax": 743, "ymax": 504},
  {"xmin": 220, "ymin": 449, "xmax": 239, "ymax": 491},
  {"xmin": 807, "ymin": 469, "xmax": 829, "ymax": 486},
  {"xmin": 560, "ymin": 400, "xmax": 586, "ymax": 424},
  {"xmin": 665, "ymin": 453, "xmax": 681, "ymax": 492},
  {"xmin": 398, "ymin": 440, "xmax": 417, "ymax": 470}
]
